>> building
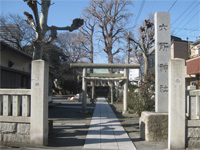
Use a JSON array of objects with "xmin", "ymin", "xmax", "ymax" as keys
[
  {"xmin": 0, "ymin": 40, "xmax": 32, "ymax": 88},
  {"xmin": 125, "ymin": 57, "xmax": 140, "ymax": 83},
  {"xmin": 171, "ymin": 36, "xmax": 190, "ymax": 60},
  {"xmin": 190, "ymin": 40, "xmax": 200, "ymax": 58},
  {"xmin": 186, "ymin": 40, "xmax": 200, "ymax": 89}
]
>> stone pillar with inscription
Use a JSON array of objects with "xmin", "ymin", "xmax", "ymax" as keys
[
  {"xmin": 155, "ymin": 12, "xmax": 171, "ymax": 113},
  {"xmin": 139, "ymin": 12, "xmax": 171, "ymax": 142}
]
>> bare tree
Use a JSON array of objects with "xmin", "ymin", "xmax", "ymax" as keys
[
  {"xmin": 84, "ymin": 0, "xmax": 133, "ymax": 63},
  {"xmin": 0, "ymin": 14, "xmax": 35, "ymax": 50},
  {"xmin": 129, "ymin": 18, "xmax": 154, "ymax": 75},
  {"xmin": 55, "ymin": 32, "xmax": 88, "ymax": 63},
  {"xmin": 23, "ymin": 0, "xmax": 83, "ymax": 60},
  {"xmin": 79, "ymin": 16, "xmax": 96, "ymax": 64}
]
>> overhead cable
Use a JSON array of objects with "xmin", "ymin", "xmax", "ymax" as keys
[
  {"xmin": 172, "ymin": 0, "xmax": 197, "ymax": 26},
  {"xmin": 168, "ymin": 0, "xmax": 178, "ymax": 12},
  {"xmin": 133, "ymin": 0, "xmax": 146, "ymax": 28},
  {"xmin": 172, "ymin": 26, "xmax": 200, "ymax": 31},
  {"xmin": 175, "ymin": 10, "xmax": 200, "ymax": 35}
]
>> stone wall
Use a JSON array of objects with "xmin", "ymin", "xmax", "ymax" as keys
[
  {"xmin": 0, "ymin": 122, "xmax": 30, "ymax": 146},
  {"xmin": 140, "ymin": 111, "xmax": 168, "ymax": 141},
  {"xmin": 139, "ymin": 112, "xmax": 200, "ymax": 149},
  {"xmin": 187, "ymin": 120, "xmax": 200, "ymax": 148}
]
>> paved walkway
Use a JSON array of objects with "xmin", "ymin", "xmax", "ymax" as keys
[{"xmin": 84, "ymin": 98, "xmax": 137, "ymax": 150}]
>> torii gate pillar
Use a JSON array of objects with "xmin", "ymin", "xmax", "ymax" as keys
[
  {"xmin": 81, "ymin": 68, "xmax": 88, "ymax": 113},
  {"xmin": 70, "ymin": 63, "xmax": 140, "ymax": 114},
  {"xmin": 123, "ymin": 68, "xmax": 128, "ymax": 114}
]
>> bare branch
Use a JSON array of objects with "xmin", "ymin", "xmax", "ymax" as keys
[
  {"xmin": 112, "ymin": 28, "xmax": 123, "ymax": 38},
  {"xmin": 24, "ymin": 0, "xmax": 40, "ymax": 32},
  {"xmin": 148, "ymin": 48, "xmax": 155, "ymax": 56},
  {"xmin": 49, "ymin": 18, "xmax": 84, "ymax": 32},
  {"xmin": 84, "ymin": 0, "xmax": 132, "ymax": 63},
  {"xmin": 23, "ymin": 11, "xmax": 36, "ymax": 30},
  {"xmin": 113, "ymin": 48, "xmax": 122, "ymax": 56},
  {"xmin": 129, "ymin": 37, "xmax": 142, "ymax": 50},
  {"xmin": 46, "ymin": 27, "xmax": 57, "ymax": 44}
]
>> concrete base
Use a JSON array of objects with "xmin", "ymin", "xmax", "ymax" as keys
[
  {"xmin": 187, "ymin": 120, "xmax": 200, "ymax": 149},
  {"xmin": 122, "ymin": 110, "xmax": 129, "ymax": 115},
  {"xmin": 140, "ymin": 111, "xmax": 168, "ymax": 142}
]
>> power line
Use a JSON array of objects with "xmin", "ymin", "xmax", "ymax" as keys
[
  {"xmin": 133, "ymin": 0, "xmax": 146, "ymax": 28},
  {"xmin": 172, "ymin": 26, "xmax": 200, "ymax": 32},
  {"xmin": 173, "ymin": 31, "xmax": 198, "ymax": 41},
  {"xmin": 174, "ymin": 3, "xmax": 198, "ymax": 30},
  {"xmin": 172, "ymin": 0, "xmax": 197, "ymax": 26},
  {"xmin": 173, "ymin": 3, "xmax": 198, "ymax": 35},
  {"xmin": 174, "ymin": 10, "xmax": 200, "ymax": 35},
  {"xmin": 168, "ymin": 0, "xmax": 178, "ymax": 12},
  {"xmin": 172, "ymin": 25, "xmax": 200, "ymax": 40},
  {"xmin": 150, "ymin": 0, "xmax": 155, "ymax": 12},
  {"xmin": 177, "ymin": 29, "xmax": 198, "ymax": 37}
]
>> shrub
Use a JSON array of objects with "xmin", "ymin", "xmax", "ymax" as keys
[
  {"xmin": 128, "ymin": 71, "xmax": 155, "ymax": 116},
  {"xmin": 128, "ymin": 90, "xmax": 143, "ymax": 116}
]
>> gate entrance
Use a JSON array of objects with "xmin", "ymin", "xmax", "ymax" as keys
[{"xmin": 70, "ymin": 63, "xmax": 140, "ymax": 114}]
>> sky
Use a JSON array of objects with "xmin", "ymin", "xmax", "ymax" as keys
[{"xmin": 0, "ymin": 0, "xmax": 200, "ymax": 63}]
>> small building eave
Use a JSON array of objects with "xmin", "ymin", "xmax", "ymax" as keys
[{"xmin": 0, "ymin": 40, "xmax": 32, "ymax": 59}]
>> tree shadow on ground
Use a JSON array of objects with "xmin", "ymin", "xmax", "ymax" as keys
[{"xmin": 48, "ymin": 102, "xmax": 95, "ymax": 148}]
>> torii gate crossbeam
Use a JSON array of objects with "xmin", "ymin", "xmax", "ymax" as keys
[{"xmin": 70, "ymin": 63, "xmax": 140, "ymax": 114}]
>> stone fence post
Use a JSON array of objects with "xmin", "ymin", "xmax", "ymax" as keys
[
  {"xmin": 168, "ymin": 58, "xmax": 185, "ymax": 149},
  {"xmin": 30, "ymin": 60, "xmax": 49, "ymax": 146}
]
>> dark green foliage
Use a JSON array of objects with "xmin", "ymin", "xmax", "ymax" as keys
[
  {"xmin": 139, "ymin": 71, "xmax": 155, "ymax": 111},
  {"xmin": 128, "ymin": 90, "xmax": 143, "ymax": 116},
  {"xmin": 128, "ymin": 71, "xmax": 155, "ymax": 116},
  {"xmin": 59, "ymin": 79, "xmax": 81, "ymax": 95}
]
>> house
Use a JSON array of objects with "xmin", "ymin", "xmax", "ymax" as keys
[
  {"xmin": 186, "ymin": 40, "xmax": 200, "ymax": 89},
  {"xmin": 190, "ymin": 40, "xmax": 200, "ymax": 58},
  {"xmin": 171, "ymin": 36, "xmax": 190, "ymax": 60},
  {"xmin": 0, "ymin": 40, "xmax": 32, "ymax": 88},
  {"xmin": 124, "ymin": 57, "xmax": 140, "ymax": 84}
]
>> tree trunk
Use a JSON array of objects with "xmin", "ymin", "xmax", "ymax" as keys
[
  {"xmin": 33, "ymin": 41, "xmax": 44, "ymax": 60},
  {"xmin": 89, "ymin": 50, "xmax": 93, "ymax": 73},
  {"xmin": 108, "ymin": 51, "xmax": 113, "ymax": 64},
  {"xmin": 143, "ymin": 53, "xmax": 148, "ymax": 76},
  {"xmin": 108, "ymin": 51, "xmax": 114, "ymax": 73},
  {"xmin": 89, "ymin": 39, "xmax": 94, "ymax": 73}
]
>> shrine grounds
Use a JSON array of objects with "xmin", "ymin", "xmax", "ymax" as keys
[{"xmin": 0, "ymin": 97, "xmax": 168, "ymax": 150}]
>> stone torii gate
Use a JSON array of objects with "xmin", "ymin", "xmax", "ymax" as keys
[{"xmin": 70, "ymin": 63, "xmax": 140, "ymax": 114}]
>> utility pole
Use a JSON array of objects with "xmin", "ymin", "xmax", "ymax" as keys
[
  {"xmin": 127, "ymin": 31, "xmax": 131, "ymax": 64},
  {"xmin": 186, "ymin": 36, "xmax": 190, "ymax": 59},
  {"xmin": 185, "ymin": 28, "xmax": 190, "ymax": 59}
]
